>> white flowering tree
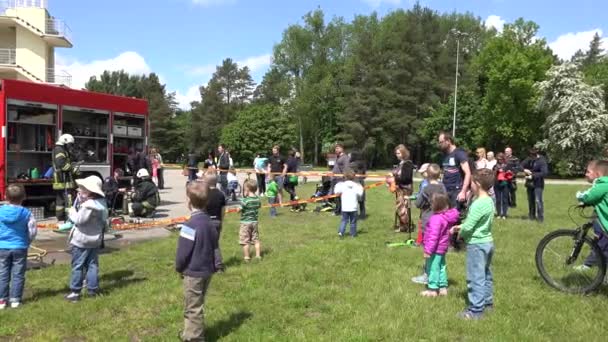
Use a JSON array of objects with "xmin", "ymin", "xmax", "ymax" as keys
[{"xmin": 537, "ymin": 62, "xmax": 608, "ymax": 175}]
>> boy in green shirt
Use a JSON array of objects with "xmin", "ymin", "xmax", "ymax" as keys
[
  {"xmin": 451, "ymin": 169, "xmax": 495, "ymax": 320},
  {"xmin": 238, "ymin": 180, "xmax": 262, "ymax": 262},
  {"xmin": 266, "ymin": 176, "xmax": 279, "ymax": 217},
  {"xmin": 575, "ymin": 160, "xmax": 608, "ymax": 269}
]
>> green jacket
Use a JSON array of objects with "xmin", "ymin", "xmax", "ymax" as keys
[
  {"xmin": 577, "ymin": 176, "xmax": 608, "ymax": 233},
  {"xmin": 459, "ymin": 196, "xmax": 494, "ymax": 244},
  {"xmin": 266, "ymin": 181, "xmax": 278, "ymax": 198}
]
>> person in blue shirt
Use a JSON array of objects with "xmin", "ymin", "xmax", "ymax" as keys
[
  {"xmin": 253, "ymin": 153, "xmax": 268, "ymax": 196},
  {"xmin": 0, "ymin": 184, "xmax": 37, "ymax": 309},
  {"xmin": 437, "ymin": 131, "xmax": 472, "ymax": 210}
]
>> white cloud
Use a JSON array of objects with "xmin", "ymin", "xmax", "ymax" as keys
[
  {"xmin": 361, "ymin": 0, "xmax": 400, "ymax": 7},
  {"xmin": 549, "ymin": 29, "xmax": 608, "ymax": 60},
  {"xmin": 175, "ymin": 85, "xmax": 201, "ymax": 110},
  {"xmin": 237, "ymin": 54, "xmax": 272, "ymax": 73},
  {"xmin": 191, "ymin": 0, "xmax": 236, "ymax": 6},
  {"xmin": 56, "ymin": 51, "xmax": 151, "ymax": 90},
  {"xmin": 178, "ymin": 53, "xmax": 271, "ymax": 109},
  {"xmin": 188, "ymin": 53, "xmax": 271, "ymax": 76},
  {"xmin": 485, "ymin": 15, "xmax": 505, "ymax": 33}
]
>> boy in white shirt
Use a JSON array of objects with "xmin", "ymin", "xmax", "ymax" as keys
[{"xmin": 335, "ymin": 169, "xmax": 364, "ymax": 238}]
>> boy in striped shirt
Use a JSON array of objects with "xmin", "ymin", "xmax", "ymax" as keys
[
  {"xmin": 238, "ymin": 180, "xmax": 262, "ymax": 262},
  {"xmin": 451, "ymin": 169, "xmax": 495, "ymax": 320}
]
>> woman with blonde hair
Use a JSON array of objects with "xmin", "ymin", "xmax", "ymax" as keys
[
  {"xmin": 475, "ymin": 147, "xmax": 488, "ymax": 170},
  {"xmin": 391, "ymin": 144, "xmax": 415, "ymax": 232}
]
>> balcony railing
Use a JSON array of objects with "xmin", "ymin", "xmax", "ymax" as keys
[
  {"xmin": 46, "ymin": 68, "xmax": 71, "ymax": 86},
  {"xmin": 0, "ymin": 0, "xmax": 47, "ymax": 14},
  {"xmin": 0, "ymin": 48, "xmax": 16, "ymax": 64},
  {"xmin": 45, "ymin": 17, "xmax": 71, "ymax": 42}
]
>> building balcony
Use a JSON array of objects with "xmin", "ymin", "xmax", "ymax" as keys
[
  {"xmin": 44, "ymin": 17, "xmax": 71, "ymax": 47},
  {"xmin": 0, "ymin": 47, "xmax": 16, "ymax": 64},
  {"xmin": 46, "ymin": 67, "xmax": 71, "ymax": 86}
]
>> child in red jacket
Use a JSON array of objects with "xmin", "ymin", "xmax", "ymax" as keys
[{"xmin": 420, "ymin": 192, "xmax": 459, "ymax": 297}]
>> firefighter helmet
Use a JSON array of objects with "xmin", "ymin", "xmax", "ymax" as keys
[
  {"xmin": 57, "ymin": 134, "xmax": 75, "ymax": 146},
  {"xmin": 137, "ymin": 168, "xmax": 150, "ymax": 178}
]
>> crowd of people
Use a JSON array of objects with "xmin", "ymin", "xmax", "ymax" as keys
[{"xmin": 4, "ymin": 130, "xmax": 604, "ymax": 341}]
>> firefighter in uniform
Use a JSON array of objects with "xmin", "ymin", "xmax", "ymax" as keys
[{"xmin": 52, "ymin": 134, "xmax": 79, "ymax": 221}]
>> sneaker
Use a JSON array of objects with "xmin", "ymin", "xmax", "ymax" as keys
[
  {"xmin": 0, "ymin": 300, "xmax": 6, "ymax": 310},
  {"xmin": 574, "ymin": 264, "xmax": 592, "ymax": 272},
  {"xmin": 10, "ymin": 302, "xmax": 21, "ymax": 309},
  {"xmin": 64, "ymin": 292, "xmax": 80, "ymax": 302},
  {"xmin": 57, "ymin": 221, "xmax": 74, "ymax": 232},
  {"xmin": 338, "ymin": 232, "xmax": 344, "ymax": 239},
  {"xmin": 411, "ymin": 274, "xmax": 428, "ymax": 285},
  {"xmin": 484, "ymin": 304, "xmax": 494, "ymax": 313},
  {"xmin": 458, "ymin": 310, "xmax": 483, "ymax": 320},
  {"xmin": 438, "ymin": 288, "xmax": 448, "ymax": 296},
  {"xmin": 244, "ymin": 257, "xmax": 251, "ymax": 263}
]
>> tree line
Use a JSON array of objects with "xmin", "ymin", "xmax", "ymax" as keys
[{"xmin": 85, "ymin": 4, "xmax": 608, "ymax": 176}]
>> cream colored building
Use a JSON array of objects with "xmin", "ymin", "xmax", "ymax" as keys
[{"xmin": 0, "ymin": 0, "xmax": 71, "ymax": 86}]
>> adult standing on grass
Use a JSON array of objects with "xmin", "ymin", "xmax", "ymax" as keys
[
  {"xmin": 505, "ymin": 147, "xmax": 520, "ymax": 208},
  {"xmin": 392, "ymin": 144, "xmax": 415, "ymax": 232},
  {"xmin": 331, "ymin": 144, "xmax": 349, "ymax": 215},
  {"xmin": 349, "ymin": 149, "xmax": 367, "ymax": 219},
  {"xmin": 521, "ymin": 148, "xmax": 548, "ymax": 223},
  {"xmin": 437, "ymin": 131, "xmax": 472, "ymax": 210},
  {"xmin": 284, "ymin": 150, "xmax": 300, "ymax": 211},
  {"xmin": 217, "ymin": 144, "xmax": 231, "ymax": 196},
  {"xmin": 267, "ymin": 145, "xmax": 287, "ymax": 204},
  {"xmin": 253, "ymin": 153, "xmax": 268, "ymax": 196}
]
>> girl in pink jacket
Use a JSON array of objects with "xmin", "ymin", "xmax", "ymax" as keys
[{"xmin": 420, "ymin": 193, "xmax": 460, "ymax": 297}]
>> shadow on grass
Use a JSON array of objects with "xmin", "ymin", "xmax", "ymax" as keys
[
  {"xmin": 31, "ymin": 269, "xmax": 147, "ymax": 300},
  {"xmin": 223, "ymin": 247, "xmax": 273, "ymax": 268},
  {"xmin": 206, "ymin": 311, "xmax": 253, "ymax": 341}
]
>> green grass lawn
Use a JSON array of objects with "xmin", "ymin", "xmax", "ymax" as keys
[{"xmin": 2, "ymin": 182, "xmax": 608, "ymax": 341}]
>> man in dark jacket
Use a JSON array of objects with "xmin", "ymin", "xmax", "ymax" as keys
[
  {"xmin": 130, "ymin": 168, "xmax": 160, "ymax": 217},
  {"xmin": 175, "ymin": 181, "xmax": 218, "ymax": 341},
  {"xmin": 331, "ymin": 144, "xmax": 349, "ymax": 214},
  {"xmin": 187, "ymin": 149, "xmax": 199, "ymax": 182},
  {"xmin": 521, "ymin": 148, "xmax": 549, "ymax": 223},
  {"xmin": 216, "ymin": 144, "xmax": 231, "ymax": 195},
  {"xmin": 349, "ymin": 150, "xmax": 367, "ymax": 219}
]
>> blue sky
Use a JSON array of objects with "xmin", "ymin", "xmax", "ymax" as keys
[{"xmin": 51, "ymin": 0, "xmax": 607, "ymax": 108}]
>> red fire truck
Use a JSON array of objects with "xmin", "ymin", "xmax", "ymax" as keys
[{"xmin": 0, "ymin": 79, "xmax": 149, "ymax": 215}]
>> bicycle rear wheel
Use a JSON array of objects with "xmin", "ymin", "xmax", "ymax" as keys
[{"xmin": 535, "ymin": 229, "xmax": 606, "ymax": 294}]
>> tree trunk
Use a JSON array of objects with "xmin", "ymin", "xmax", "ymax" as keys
[
  {"xmin": 298, "ymin": 115, "xmax": 304, "ymax": 163},
  {"xmin": 314, "ymin": 134, "xmax": 319, "ymax": 166}
]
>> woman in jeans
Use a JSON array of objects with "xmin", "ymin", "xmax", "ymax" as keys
[{"xmin": 392, "ymin": 144, "xmax": 415, "ymax": 232}]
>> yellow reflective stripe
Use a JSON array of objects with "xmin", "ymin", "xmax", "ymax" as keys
[
  {"xmin": 55, "ymin": 152, "xmax": 67, "ymax": 158},
  {"xmin": 61, "ymin": 163, "xmax": 71, "ymax": 171}
]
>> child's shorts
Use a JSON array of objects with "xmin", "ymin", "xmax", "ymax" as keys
[
  {"xmin": 239, "ymin": 222, "xmax": 259, "ymax": 245},
  {"xmin": 228, "ymin": 181, "xmax": 238, "ymax": 190}
]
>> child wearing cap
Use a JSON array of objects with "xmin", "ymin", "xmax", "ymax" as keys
[{"xmin": 65, "ymin": 175, "xmax": 108, "ymax": 302}]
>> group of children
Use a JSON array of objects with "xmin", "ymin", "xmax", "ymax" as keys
[
  {"xmin": 410, "ymin": 163, "xmax": 496, "ymax": 320},
  {"xmin": 0, "ymin": 175, "xmax": 110, "ymax": 308}
]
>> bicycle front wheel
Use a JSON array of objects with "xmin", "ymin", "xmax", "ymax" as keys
[{"xmin": 535, "ymin": 229, "xmax": 606, "ymax": 294}]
